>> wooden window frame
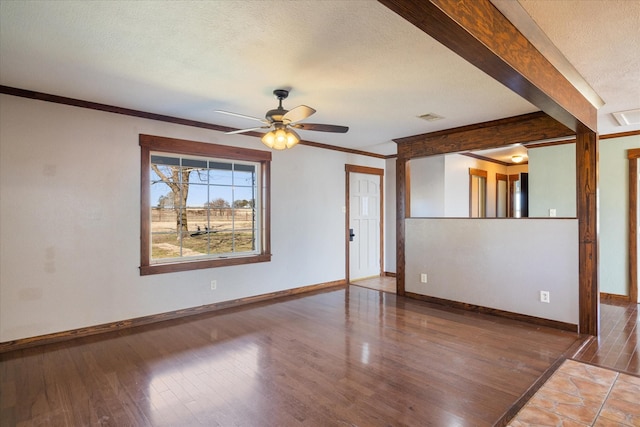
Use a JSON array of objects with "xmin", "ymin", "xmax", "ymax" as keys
[{"xmin": 139, "ymin": 134, "xmax": 271, "ymax": 275}]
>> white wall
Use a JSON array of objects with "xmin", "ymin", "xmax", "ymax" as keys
[
  {"xmin": 409, "ymin": 154, "xmax": 513, "ymax": 218},
  {"xmin": 443, "ymin": 154, "xmax": 508, "ymax": 217},
  {"xmin": 600, "ymin": 134, "xmax": 640, "ymax": 296},
  {"xmin": 0, "ymin": 95, "xmax": 385, "ymax": 342},
  {"xmin": 384, "ymin": 158, "xmax": 396, "ymax": 273},
  {"xmin": 409, "ymin": 155, "xmax": 445, "ymax": 216},
  {"xmin": 528, "ymin": 143, "xmax": 576, "ymax": 217},
  {"xmin": 405, "ymin": 218, "xmax": 579, "ymax": 325}
]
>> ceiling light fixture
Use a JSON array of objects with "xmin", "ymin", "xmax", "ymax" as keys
[
  {"xmin": 512, "ymin": 155, "xmax": 524, "ymax": 163},
  {"xmin": 261, "ymin": 125, "xmax": 300, "ymax": 150}
]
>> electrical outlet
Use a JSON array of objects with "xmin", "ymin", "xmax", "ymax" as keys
[
  {"xmin": 549, "ymin": 208, "xmax": 557, "ymax": 217},
  {"xmin": 420, "ymin": 273, "xmax": 428, "ymax": 283},
  {"xmin": 540, "ymin": 290, "xmax": 550, "ymax": 303},
  {"xmin": 210, "ymin": 280, "xmax": 217, "ymax": 290}
]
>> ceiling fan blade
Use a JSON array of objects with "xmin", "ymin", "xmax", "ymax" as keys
[
  {"xmin": 225, "ymin": 126, "xmax": 270, "ymax": 135},
  {"xmin": 214, "ymin": 110, "xmax": 267, "ymax": 123},
  {"xmin": 291, "ymin": 123, "xmax": 349, "ymax": 133},
  {"xmin": 283, "ymin": 105, "xmax": 316, "ymax": 124}
]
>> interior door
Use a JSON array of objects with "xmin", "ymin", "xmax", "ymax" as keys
[{"xmin": 349, "ymin": 172, "xmax": 381, "ymax": 281}]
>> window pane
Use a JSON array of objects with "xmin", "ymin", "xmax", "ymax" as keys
[
  {"xmin": 151, "ymin": 181, "xmax": 173, "ymax": 208},
  {"xmin": 151, "ymin": 208, "xmax": 178, "ymax": 233},
  {"xmin": 151, "ymin": 155, "xmax": 180, "ymax": 166},
  {"xmin": 182, "ymin": 158, "xmax": 207, "ymax": 168},
  {"xmin": 151, "ymin": 232, "xmax": 182, "ymax": 259},
  {"xmin": 234, "ymin": 227, "xmax": 256, "ymax": 251},
  {"xmin": 209, "ymin": 167, "xmax": 232, "ymax": 186},
  {"xmin": 234, "ymin": 187, "xmax": 255, "ymax": 205},
  {"xmin": 186, "ymin": 183, "xmax": 208, "ymax": 208},
  {"xmin": 188, "ymin": 167, "xmax": 210, "ymax": 185},
  {"xmin": 234, "ymin": 165, "xmax": 255, "ymax": 186},
  {"xmin": 143, "ymin": 139, "xmax": 269, "ymax": 273}
]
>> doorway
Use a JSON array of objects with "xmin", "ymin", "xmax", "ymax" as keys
[{"xmin": 345, "ymin": 165, "xmax": 384, "ymax": 284}]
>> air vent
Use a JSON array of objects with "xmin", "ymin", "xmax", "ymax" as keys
[
  {"xmin": 418, "ymin": 113, "xmax": 444, "ymax": 122},
  {"xmin": 612, "ymin": 108, "xmax": 640, "ymax": 126}
]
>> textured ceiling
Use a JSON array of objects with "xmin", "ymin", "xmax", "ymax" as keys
[
  {"xmin": 0, "ymin": 1, "xmax": 638, "ymax": 156},
  {"xmin": 518, "ymin": 0, "xmax": 640, "ymax": 133}
]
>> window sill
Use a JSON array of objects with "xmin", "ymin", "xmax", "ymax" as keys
[{"xmin": 140, "ymin": 253, "xmax": 271, "ymax": 276}]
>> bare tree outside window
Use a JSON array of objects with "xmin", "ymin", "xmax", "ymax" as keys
[
  {"xmin": 151, "ymin": 164, "xmax": 190, "ymax": 235},
  {"xmin": 140, "ymin": 134, "xmax": 271, "ymax": 275}
]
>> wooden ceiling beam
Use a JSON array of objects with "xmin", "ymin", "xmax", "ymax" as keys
[
  {"xmin": 378, "ymin": 0, "xmax": 597, "ymax": 133},
  {"xmin": 395, "ymin": 111, "xmax": 574, "ymax": 159}
]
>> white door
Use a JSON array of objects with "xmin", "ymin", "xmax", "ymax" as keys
[{"xmin": 349, "ymin": 172, "xmax": 381, "ymax": 280}]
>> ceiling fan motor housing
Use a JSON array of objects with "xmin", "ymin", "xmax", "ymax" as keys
[
  {"xmin": 265, "ymin": 107, "xmax": 288, "ymax": 123},
  {"xmin": 266, "ymin": 89, "xmax": 290, "ymax": 123}
]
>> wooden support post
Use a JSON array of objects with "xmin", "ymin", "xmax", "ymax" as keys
[{"xmin": 576, "ymin": 131, "xmax": 599, "ymax": 335}]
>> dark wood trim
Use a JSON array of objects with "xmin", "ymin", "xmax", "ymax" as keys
[
  {"xmin": 628, "ymin": 149, "xmax": 640, "ymax": 159},
  {"xmin": 395, "ymin": 112, "xmax": 573, "ymax": 159},
  {"xmin": 524, "ymin": 138, "xmax": 576, "ymax": 149},
  {"xmin": 140, "ymin": 254, "xmax": 273, "ymax": 276},
  {"xmin": 628, "ymin": 150, "xmax": 639, "ymax": 303},
  {"xmin": 345, "ymin": 164, "xmax": 384, "ymax": 176},
  {"xmin": 299, "ymin": 139, "xmax": 386, "ymax": 159},
  {"xmin": 264, "ymin": 160, "xmax": 272, "ymax": 256},
  {"xmin": 601, "ymin": 130, "xmax": 640, "ymax": 140},
  {"xmin": 600, "ymin": 292, "xmax": 631, "ymax": 302},
  {"xmin": 139, "ymin": 134, "xmax": 272, "ymax": 275},
  {"xmin": 384, "ymin": 271, "xmax": 397, "ymax": 277},
  {"xmin": 576, "ymin": 131, "xmax": 599, "ymax": 335},
  {"xmin": 0, "ymin": 280, "xmax": 347, "ymax": 354},
  {"xmin": 405, "ymin": 291, "xmax": 578, "ymax": 332},
  {"xmin": 462, "ymin": 152, "xmax": 512, "ymax": 167},
  {"xmin": 0, "ymin": 85, "xmax": 385, "ymax": 159},
  {"xmin": 345, "ymin": 165, "xmax": 385, "ymax": 283},
  {"xmin": 469, "ymin": 168, "xmax": 487, "ymax": 178},
  {"xmin": 1, "ymin": 85, "xmax": 239, "ymax": 133},
  {"xmin": 140, "ymin": 133, "xmax": 272, "ymax": 161},
  {"xmin": 490, "ymin": 0, "xmax": 604, "ymax": 111},
  {"xmin": 378, "ymin": 0, "xmax": 597, "ymax": 132},
  {"xmin": 396, "ymin": 158, "xmax": 408, "ymax": 296},
  {"xmin": 522, "ymin": 129, "xmax": 639, "ymax": 146}
]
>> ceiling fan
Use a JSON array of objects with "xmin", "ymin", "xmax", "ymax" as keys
[{"xmin": 215, "ymin": 89, "xmax": 349, "ymax": 150}]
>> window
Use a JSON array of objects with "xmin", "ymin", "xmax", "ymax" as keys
[{"xmin": 140, "ymin": 134, "xmax": 271, "ymax": 275}]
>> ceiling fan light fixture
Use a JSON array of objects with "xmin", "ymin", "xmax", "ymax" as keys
[
  {"xmin": 261, "ymin": 130, "xmax": 276, "ymax": 149},
  {"xmin": 285, "ymin": 128, "xmax": 300, "ymax": 149},
  {"xmin": 224, "ymin": 89, "xmax": 344, "ymax": 150},
  {"xmin": 261, "ymin": 127, "xmax": 300, "ymax": 150}
]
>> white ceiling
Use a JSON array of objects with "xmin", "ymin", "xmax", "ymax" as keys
[{"xmin": 1, "ymin": 1, "xmax": 638, "ymax": 156}]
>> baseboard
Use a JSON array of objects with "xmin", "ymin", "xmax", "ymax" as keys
[
  {"xmin": 600, "ymin": 292, "xmax": 630, "ymax": 302},
  {"xmin": 0, "ymin": 279, "xmax": 347, "ymax": 354},
  {"xmin": 404, "ymin": 291, "xmax": 578, "ymax": 332},
  {"xmin": 384, "ymin": 271, "xmax": 397, "ymax": 277}
]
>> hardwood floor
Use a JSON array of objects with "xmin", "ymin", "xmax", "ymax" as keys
[
  {"xmin": 574, "ymin": 299, "xmax": 639, "ymax": 375},
  {"xmin": 350, "ymin": 275, "xmax": 397, "ymax": 293},
  {"xmin": 1, "ymin": 286, "xmax": 584, "ymax": 426}
]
